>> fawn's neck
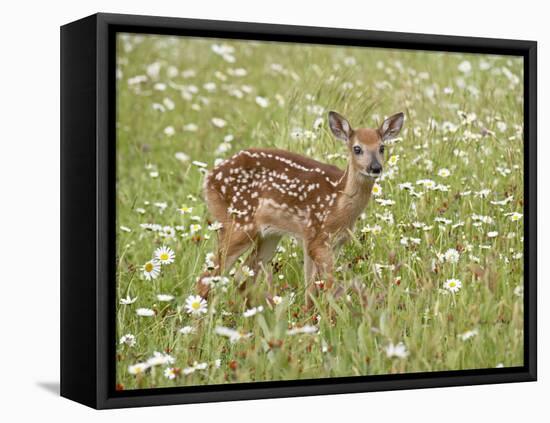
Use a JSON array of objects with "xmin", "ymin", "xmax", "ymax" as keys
[{"xmin": 334, "ymin": 164, "xmax": 374, "ymax": 226}]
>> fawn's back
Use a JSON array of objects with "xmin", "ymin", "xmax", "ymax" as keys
[{"xmin": 204, "ymin": 148, "xmax": 346, "ymax": 240}]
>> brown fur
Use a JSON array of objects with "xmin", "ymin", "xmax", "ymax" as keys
[{"xmin": 197, "ymin": 111, "xmax": 404, "ymax": 307}]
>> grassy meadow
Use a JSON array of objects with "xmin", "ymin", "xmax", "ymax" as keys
[{"xmin": 115, "ymin": 33, "xmax": 525, "ymax": 390}]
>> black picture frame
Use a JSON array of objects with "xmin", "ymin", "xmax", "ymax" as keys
[{"xmin": 60, "ymin": 12, "xmax": 537, "ymax": 409}]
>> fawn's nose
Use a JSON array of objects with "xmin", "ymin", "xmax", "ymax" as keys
[{"xmin": 369, "ymin": 162, "xmax": 382, "ymax": 175}]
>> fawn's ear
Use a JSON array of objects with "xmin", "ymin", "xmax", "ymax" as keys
[
  {"xmin": 328, "ymin": 111, "xmax": 353, "ymax": 142},
  {"xmin": 379, "ymin": 112, "xmax": 404, "ymax": 141}
]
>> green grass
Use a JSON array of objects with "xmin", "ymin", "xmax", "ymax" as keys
[{"xmin": 115, "ymin": 33, "xmax": 525, "ymax": 390}]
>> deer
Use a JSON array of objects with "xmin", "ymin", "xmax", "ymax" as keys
[{"xmin": 197, "ymin": 110, "xmax": 404, "ymax": 307}]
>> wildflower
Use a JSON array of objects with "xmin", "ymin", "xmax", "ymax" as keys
[
  {"xmin": 444, "ymin": 248, "xmax": 460, "ymax": 264},
  {"xmin": 376, "ymin": 198, "xmax": 395, "ymax": 207},
  {"xmin": 211, "ymin": 117, "xmax": 227, "ymax": 128},
  {"xmin": 513, "ymin": 285, "xmax": 524, "ymax": 297},
  {"xmin": 120, "ymin": 225, "xmax": 132, "ymax": 233},
  {"xmin": 287, "ymin": 325, "xmax": 319, "ymax": 335},
  {"xmin": 179, "ymin": 326, "xmax": 196, "ymax": 334},
  {"xmin": 185, "ymin": 295, "xmax": 208, "ymax": 316},
  {"xmin": 164, "ymin": 126, "xmax": 175, "ymax": 136},
  {"xmin": 487, "ymin": 231, "xmax": 499, "ymax": 238},
  {"xmin": 153, "ymin": 202, "xmax": 167, "ymax": 213},
  {"xmin": 272, "ymin": 295, "xmax": 283, "ymax": 305},
  {"xmin": 443, "ymin": 278, "xmax": 462, "ymax": 293},
  {"xmin": 136, "ymin": 308, "xmax": 155, "ymax": 317},
  {"xmin": 438, "ymin": 168, "xmax": 451, "ymax": 178},
  {"xmin": 372, "ymin": 183, "xmax": 382, "ymax": 196},
  {"xmin": 458, "ymin": 60, "xmax": 472, "ymax": 73},
  {"xmin": 388, "ymin": 155, "xmax": 399, "ymax": 166},
  {"xmin": 147, "ymin": 351, "xmax": 175, "ymax": 366},
  {"xmin": 183, "ymin": 361, "xmax": 208, "ymax": 375},
  {"xmin": 360, "ymin": 224, "xmax": 382, "ymax": 234},
  {"xmin": 215, "ymin": 326, "xmax": 252, "ymax": 343},
  {"xmin": 208, "ymin": 221, "xmax": 223, "ymax": 231},
  {"xmin": 458, "ymin": 329, "xmax": 479, "ymax": 341},
  {"xmin": 190, "ymin": 223, "xmax": 202, "ymax": 234},
  {"xmin": 119, "ymin": 295, "xmax": 137, "ymax": 305},
  {"xmin": 119, "ymin": 334, "xmax": 136, "ymax": 347},
  {"xmin": 255, "ymin": 96, "xmax": 269, "ymax": 108},
  {"xmin": 142, "ymin": 260, "xmax": 161, "ymax": 280},
  {"xmin": 156, "ymin": 294, "xmax": 174, "ymax": 302},
  {"xmin": 243, "ymin": 305, "xmax": 264, "ymax": 318},
  {"xmin": 241, "ymin": 265, "xmax": 255, "ymax": 277},
  {"xmin": 178, "ymin": 205, "xmax": 193, "ymax": 215},
  {"xmin": 164, "ymin": 367, "xmax": 180, "ymax": 380},
  {"xmin": 128, "ymin": 362, "xmax": 149, "ymax": 375},
  {"xmin": 385, "ymin": 342, "xmax": 409, "ymax": 359},
  {"xmin": 509, "ymin": 212, "xmax": 523, "ymax": 222},
  {"xmin": 192, "ymin": 160, "xmax": 208, "ymax": 168},
  {"xmin": 475, "ymin": 188, "xmax": 491, "ymax": 198},
  {"xmin": 154, "ymin": 245, "xmax": 175, "ymax": 265},
  {"xmin": 183, "ymin": 123, "xmax": 198, "ymax": 131}
]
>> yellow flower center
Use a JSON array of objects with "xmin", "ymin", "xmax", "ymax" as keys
[
  {"xmin": 160, "ymin": 253, "xmax": 169, "ymax": 261},
  {"xmin": 145, "ymin": 263, "xmax": 154, "ymax": 272},
  {"xmin": 449, "ymin": 282, "xmax": 456, "ymax": 287},
  {"xmin": 191, "ymin": 301, "xmax": 200, "ymax": 310}
]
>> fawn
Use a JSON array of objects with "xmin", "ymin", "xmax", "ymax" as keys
[{"xmin": 198, "ymin": 110, "xmax": 404, "ymax": 306}]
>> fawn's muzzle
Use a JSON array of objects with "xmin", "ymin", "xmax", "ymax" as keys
[{"xmin": 368, "ymin": 162, "xmax": 382, "ymax": 175}]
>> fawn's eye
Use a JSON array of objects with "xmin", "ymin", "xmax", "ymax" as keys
[
  {"xmin": 379, "ymin": 145, "xmax": 385, "ymax": 154},
  {"xmin": 353, "ymin": 145, "xmax": 362, "ymax": 155}
]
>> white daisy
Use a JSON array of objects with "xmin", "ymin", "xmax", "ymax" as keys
[
  {"xmin": 241, "ymin": 265, "xmax": 255, "ymax": 277},
  {"xmin": 211, "ymin": 117, "xmax": 227, "ymax": 128},
  {"xmin": 178, "ymin": 205, "xmax": 193, "ymax": 215},
  {"xmin": 443, "ymin": 278, "xmax": 462, "ymax": 293},
  {"xmin": 388, "ymin": 155, "xmax": 399, "ymax": 166},
  {"xmin": 443, "ymin": 248, "xmax": 460, "ymax": 264},
  {"xmin": 190, "ymin": 224, "xmax": 202, "ymax": 234},
  {"xmin": 119, "ymin": 295, "xmax": 137, "ymax": 305},
  {"xmin": 154, "ymin": 245, "xmax": 175, "ymax": 265},
  {"xmin": 372, "ymin": 183, "xmax": 382, "ymax": 196},
  {"xmin": 147, "ymin": 351, "xmax": 175, "ymax": 366},
  {"xmin": 255, "ymin": 96, "xmax": 269, "ymax": 108},
  {"xmin": 208, "ymin": 221, "xmax": 223, "ymax": 231},
  {"xmin": 287, "ymin": 325, "xmax": 318, "ymax": 335},
  {"xmin": 164, "ymin": 126, "xmax": 175, "ymax": 136},
  {"xmin": 458, "ymin": 329, "xmax": 479, "ymax": 341},
  {"xmin": 128, "ymin": 362, "xmax": 149, "ymax": 375},
  {"xmin": 510, "ymin": 212, "xmax": 523, "ymax": 222},
  {"xmin": 175, "ymin": 152, "xmax": 190, "ymax": 163},
  {"xmin": 164, "ymin": 367, "xmax": 180, "ymax": 380},
  {"xmin": 192, "ymin": 160, "xmax": 208, "ymax": 168},
  {"xmin": 214, "ymin": 326, "xmax": 252, "ymax": 343},
  {"xmin": 185, "ymin": 295, "xmax": 208, "ymax": 316},
  {"xmin": 136, "ymin": 308, "xmax": 155, "ymax": 317},
  {"xmin": 385, "ymin": 342, "xmax": 409, "ymax": 359},
  {"xmin": 156, "ymin": 294, "xmax": 174, "ymax": 302},
  {"xmin": 438, "ymin": 168, "xmax": 451, "ymax": 178},
  {"xmin": 119, "ymin": 334, "xmax": 136, "ymax": 347},
  {"xmin": 179, "ymin": 326, "xmax": 196, "ymax": 334},
  {"xmin": 243, "ymin": 305, "xmax": 264, "ymax": 318},
  {"xmin": 142, "ymin": 260, "xmax": 161, "ymax": 280}
]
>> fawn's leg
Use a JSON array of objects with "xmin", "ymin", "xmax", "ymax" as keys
[
  {"xmin": 241, "ymin": 235, "xmax": 281, "ymax": 300},
  {"xmin": 197, "ymin": 227, "xmax": 256, "ymax": 298},
  {"xmin": 303, "ymin": 240, "xmax": 317, "ymax": 286},
  {"xmin": 304, "ymin": 239, "xmax": 334, "ymax": 308}
]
